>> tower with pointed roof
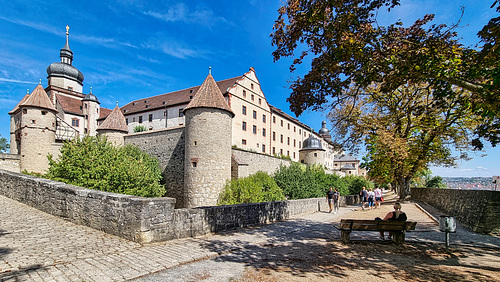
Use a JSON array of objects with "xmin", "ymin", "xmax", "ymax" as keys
[
  {"xmin": 82, "ymin": 87, "xmax": 101, "ymax": 136},
  {"xmin": 9, "ymin": 84, "xmax": 58, "ymax": 173},
  {"xmin": 183, "ymin": 71, "xmax": 234, "ymax": 208},
  {"xmin": 97, "ymin": 105, "xmax": 128, "ymax": 146}
]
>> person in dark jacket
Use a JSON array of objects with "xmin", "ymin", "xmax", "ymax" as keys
[{"xmin": 379, "ymin": 202, "xmax": 407, "ymax": 240}]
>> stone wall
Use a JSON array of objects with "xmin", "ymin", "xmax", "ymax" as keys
[
  {"xmin": 124, "ymin": 126, "xmax": 185, "ymax": 208},
  {"xmin": 411, "ymin": 188, "xmax": 500, "ymax": 234},
  {"xmin": 231, "ymin": 148, "xmax": 291, "ymax": 178},
  {"xmin": 0, "ymin": 169, "xmax": 360, "ymax": 243},
  {"xmin": 0, "ymin": 153, "xmax": 20, "ymax": 173}
]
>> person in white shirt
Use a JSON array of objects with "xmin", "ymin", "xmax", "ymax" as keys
[{"xmin": 374, "ymin": 187, "xmax": 382, "ymax": 209}]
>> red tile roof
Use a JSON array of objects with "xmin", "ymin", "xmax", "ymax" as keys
[
  {"xmin": 184, "ymin": 74, "xmax": 234, "ymax": 115},
  {"xmin": 120, "ymin": 76, "xmax": 243, "ymax": 116},
  {"xmin": 97, "ymin": 106, "xmax": 128, "ymax": 133},
  {"xmin": 269, "ymin": 105, "xmax": 311, "ymax": 131},
  {"xmin": 9, "ymin": 93, "xmax": 30, "ymax": 114},
  {"xmin": 56, "ymin": 94, "xmax": 83, "ymax": 116},
  {"xmin": 20, "ymin": 84, "xmax": 57, "ymax": 112},
  {"xmin": 99, "ymin": 108, "xmax": 112, "ymax": 120}
]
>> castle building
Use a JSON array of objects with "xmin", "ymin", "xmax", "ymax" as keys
[{"xmin": 6, "ymin": 27, "xmax": 364, "ymax": 206}]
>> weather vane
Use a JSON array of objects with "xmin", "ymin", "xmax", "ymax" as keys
[{"xmin": 66, "ymin": 25, "xmax": 69, "ymax": 35}]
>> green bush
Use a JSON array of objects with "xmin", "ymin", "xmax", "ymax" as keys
[
  {"xmin": 343, "ymin": 175, "xmax": 374, "ymax": 195},
  {"xmin": 218, "ymin": 171, "xmax": 285, "ymax": 205},
  {"xmin": 134, "ymin": 125, "xmax": 147, "ymax": 132},
  {"xmin": 46, "ymin": 136, "xmax": 165, "ymax": 197}
]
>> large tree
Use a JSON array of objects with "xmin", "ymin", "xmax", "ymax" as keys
[
  {"xmin": 329, "ymin": 84, "xmax": 479, "ymax": 198},
  {"xmin": 271, "ymin": 0, "xmax": 499, "ymax": 147},
  {"xmin": 271, "ymin": 0, "xmax": 500, "ymax": 196}
]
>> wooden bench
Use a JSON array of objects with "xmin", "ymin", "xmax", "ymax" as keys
[{"xmin": 337, "ymin": 219, "xmax": 417, "ymax": 244}]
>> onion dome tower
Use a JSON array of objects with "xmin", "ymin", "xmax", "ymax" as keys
[
  {"xmin": 183, "ymin": 68, "xmax": 234, "ymax": 208},
  {"xmin": 319, "ymin": 120, "xmax": 331, "ymax": 142},
  {"xmin": 46, "ymin": 25, "xmax": 84, "ymax": 93},
  {"xmin": 82, "ymin": 87, "xmax": 100, "ymax": 136},
  {"xmin": 299, "ymin": 134, "xmax": 325, "ymax": 165},
  {"xmin": 97, "ymin": 104, "xmax": 128, "ymax": 146},
  {"xmin": 13, "ymin": 84, "xmax": 58, "ymax": 173}
]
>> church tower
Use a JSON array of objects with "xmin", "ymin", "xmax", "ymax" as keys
[
  {"xmin": 46, "ymin": 25, "xmax": 84, "ymax": 102},
  {"xmin": 11, "ymin": 84, "xmax": 58, "ymax": 173},
  {"xmin": 183, "ymin": 70, "xmax": 234, "ymax": 208}
]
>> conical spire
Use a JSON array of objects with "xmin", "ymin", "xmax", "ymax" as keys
[
  {"xmin": 19, "ymin": 84, "xmax": 57, "ymax": 112},
  {"xmin": 60, "ymin": 25, "xmax": 73, "ymax": 65},
  {"xmin": 184, "ymin": 71, "xmax": 234, "ymax": 116},
  {"xmin": 9, "ymin": 93, "xmax": 30, "ymax": 114},
  {"xmin": 97, "ymin": 106, "xmax": 128, "ymax": 133}
]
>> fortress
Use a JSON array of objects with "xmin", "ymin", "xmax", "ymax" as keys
[{"xmin": 3, "ymin": 28, "xmax": 365, "ymax": 208}]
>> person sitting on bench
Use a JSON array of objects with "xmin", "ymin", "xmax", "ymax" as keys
[{"xmin": 379, "ymin": 202, "xmax": 407, "ymax": 240}]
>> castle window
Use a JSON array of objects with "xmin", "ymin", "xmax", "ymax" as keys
[
  {"xmin": 294, "ymin": 139, "xmax": 296, "ymax": 147},
  {"xmin": 149, "ymin": 114, "xmax": 153, "ymax": 122},
  {"xmin": 273, "ymin": 116, "xmax": 276, "ymax": 123},
  {"xmin": 262, "ymin": 144, "xmax": 265, "ymax": 153},
  {"xmin": 68, "ymin": 86, "xmax": 73, "ymax": 91},
  {"xmin": 299, "ymin": 129, "xmax": 301, "ymax": 134},
  {"xmin": 145, "ymin": 105, "xmax": 150, "ymax": 108},
  {"xmin": 294, "ymin": 126, "xmax": 296, "ymax": 132},
  {"xmin": 194, "ymin": 141, "xmax": 197, "ymax": 146},
  {"xmin": 144, "ymin": 100, "xmax": 148, "ymax": 103},
  {"xmin": 288, "ymin": 123, "xmax": 290, "ymax": 130},
  {"xmin": 179, "ymin": 109, "xmax": 184, "ymax": 117},
  {"xmin": 251, "ymin": 83, "xmax": 254, "ymax": 90},
  {"xmin": 190, "ymin": 96, "xmax": 193, "ymax": 99},
  {"xmin": 85, "ymin": 104, "xmax": 87, "ymax": 109},
  {"xmin": 293, "ymin": 152, "xmax": 296, "ymax": 158},
  {"xmin": 258, "ymin": 98, "xmax": 261, "ymax": 105},
  {"xmin": 299, "ymin": 141, "xmax": 301, "ymax": 148},
  {"xmin": 287, "ymin": 137, "xmax": 290, "ymax": 145},
  {"xmin": 126, "ymin": 118, "xmax": 129, "ymax": 125},
  {"xmin": 280, "ymin": 134, "xmax": 283, "ymax": 143},
  {"xmin": 243, "ymin": 90, "xmax": 246, "ymax": 98},
  {"xmin": 139, "ymin": 116, "xmax": 143, "ymax": 123},
  {"xmin": 251, "ymin": 94, "xmax": 254, "ymax": 101},
  {"xmin": 71, "ymin": 119, "xmax": 79, "ymax": 127},
  {"xmin": 190, "ymin": 89, "xmax": 194, "ymax": 93},
  {"xmin": 192, "ymin": 162, "xmax": 197, "ymax": 167},
  {"xmin": 262, "ymin": 115, "xmax": 266, "ymax": 123},
  {"xmin": 262, "ymin": 128, "xmax": 266, "ymax": 137},
  {"xmin": 242, "ymin": 106, "xmax": 246, "ymax": 115},
  {"xmin": 31, "ymin": 119, "xmax": 36, "ymax": 124},
  {"xmin": 273, "ymin": 131, "xmax": 276, "ymax": 141},
  {"xmin": 314, "ymin": 153, "xmax": 318, "ymax": 157},
  {"xmin": 85, "ymin": 115, "xmax": 88, "ymax": 120},
  {"xmin": 253, "ymin": 110, "xmax": 257, "ymax": 119},
  {"xmin": 287, "ymin": 150, "xmax": 290, "ymax": 156},
  {"xmin": 242, "ymin": 122, "xmax": 247, "ymax": 131},
  {"xmin": 253, "ymin": 125, "xmax": 257, "ymax": 134},
  {"xmin": 280, "ymin": 149, "xmax": 283, "ymax": 155},
  {"xmin": 281, "ymin": 120, "xmax": 283, "ymax": 127},
  {"xmin": 133, "ymin": 117, "xmax": 136, "ymax": 122},
  {"xmin": 273, "ymin": 147, "xmax": 276, "ymax": 154},
  {"xmin": 242, "ymin": 139, "xmax": 247, "ymax": 145},
  {"xmin": 41, "ymin": 111, "xmax": 47, "ymax": 115},
  {"xmin": 133, "ymin": 102, "xmax": 136, "ymax": 105}
]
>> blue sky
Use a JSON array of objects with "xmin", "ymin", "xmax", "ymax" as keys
[{"xmin": 0, "ymin": 0, "xmax": 498, "ymax": 177}]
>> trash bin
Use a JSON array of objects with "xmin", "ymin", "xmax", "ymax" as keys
[{"xmin": 439, "ymin": 215, "xmax": 456, "ymax": 233}]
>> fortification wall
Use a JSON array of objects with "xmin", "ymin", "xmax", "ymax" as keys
[
  {"xmin": 0, "ymin": 169, "xmax": 360, "ymax": 243},
  {"xmin": 0, "ymin": 153, "xmax": 20, "ymax": 173},
  {"xmin": 124, "ymin": 127, "xmax": 185, "ymax": 208},
  {"xmin": 231, "ymin": 148, "xmax": 291, "ymax": 178},
  {"xmin": 411, "ymin": 188, "xmax": 500, "ymax": 234}
]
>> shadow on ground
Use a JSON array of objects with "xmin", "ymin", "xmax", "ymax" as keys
[{"xmin": 199, "ymin": 219, "xmax": 500, "ymax": 281}]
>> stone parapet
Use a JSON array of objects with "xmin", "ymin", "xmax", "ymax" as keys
[{"xmin": 411, "ymin": 187, "xmax": 500, "ymax": 234}]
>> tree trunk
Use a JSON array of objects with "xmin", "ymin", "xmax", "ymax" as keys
[{"xmin": 396, "ymin": 176, "xmax": 411, "ymax": 200}]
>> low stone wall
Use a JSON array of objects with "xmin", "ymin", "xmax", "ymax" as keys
[
  {"xmin": 0, "ymin": 169, "xmax": 361, "ymax": 243},
  {"xmin": 0, "ymin": 153, "xmax": 20, "ymax": 173},
  {"xmin": 411, "ymin": 188, "xmax": 500, "ymax": 234}
]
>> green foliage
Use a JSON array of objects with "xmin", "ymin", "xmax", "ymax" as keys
[
  {"xmin": 46, "ymin": 136, "xmax": 165, "ymax": 197},
  {"xmin": 425, "ymin": 175, "xmax": 447, "ymax": 188},
  {"xmin": 273, "ymin": 163, "xmax": 370, "ymax": 199},
  {"xmin": 218, "ymin": 171, "xmax": 285, "ymax": 205},
  {"xmin": 133, "ymin": 125, "xmax": 147, "ymax": 132},
  {"xmin": 0, "ymin": 135, "xmax": 9, "ymax": 153}
]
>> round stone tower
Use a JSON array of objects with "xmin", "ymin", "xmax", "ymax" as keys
[
  {"xmin": 82, "ymin": 88, "xmax": 100, "ymax": 136},
  {"xmin": 299, "ymin": 134, "xmax": 325, "ymax": 166},
  {"xmin": 182, "ymin": 71, "xmax": 234, "ymax": 208},
  {"xmin": 96, "ymin": 104, "xmax": 128, "ymax": 146},
  {"xmin": 16, "ymin": 84, "xmax": 58, "ymax": 173}
]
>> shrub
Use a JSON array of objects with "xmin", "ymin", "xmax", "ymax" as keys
[
  {"xmin": 343, "ymin": 175, "xmax": 374, "ymax": 195},
  {"xmin": 46, "ymin": 136, "xmax": 165, "ymax": 197},
  {"xmin": 218, "ymin": 171, "xmax": 285, "ymax": 205},
  {"xmin": 134, "ymin": 125, "xmax": 147, "ymax": 132}
]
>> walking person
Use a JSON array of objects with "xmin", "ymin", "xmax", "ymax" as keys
[
  {"xmin": 367, "ymin": 188, "xmax": 375, "ymax": 210},
  {"xmin": 374, "ymin": 186, "xmax": 382, "ymax": 209},
  {"xmin": 327, "ymin": 187, "xmax": 334, "ymax": 213},
  {"xmin": 360, "ymin": 187, "xmax": 368, "ymax": 210},
  {"xmin": 333, "ymin": 188, "xmax": 340, "ymax": 214}
]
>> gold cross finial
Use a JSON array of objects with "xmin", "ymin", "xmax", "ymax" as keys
[{"xmin": 66, "ymin": 25, "xmax": 70, "ymax": 35}]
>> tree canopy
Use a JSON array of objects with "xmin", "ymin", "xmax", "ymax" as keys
[
  {"xmin": 0, "ymin": 135, "xmax": 9, "ymax": 153},
  {"xmin": 271, "ymin": 0, "xmax": 500, "ymax": 148}
]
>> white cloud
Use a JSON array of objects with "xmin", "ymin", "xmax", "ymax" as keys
[
  {"xmin": 0, "ymin": 77, "xmax": 38, "ymax": 85},
  {"xmin": 143, "ymin": 38, "xmax": 210, "ymax": 59},
  {"xmin": 143, "ymin": 3, "xmax": 229, "ymax": 27}
]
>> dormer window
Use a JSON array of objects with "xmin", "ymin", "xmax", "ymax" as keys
[
  {"xmin": 144, "ymin": 100, "xmax": 148, "ymax": 103},
  {"xmin": 189, "ymin": 96, "xmax": 193, "ymax": 99},
  {"xmin": 163, "ymin": 101, "xmax": 166, "ymax": 105},
  {"xmin": 190, "ymin": 89, "xmax": 194, "ymax": 93},
  {"xmin": 145, "ymin": 105, "xmax": 150, "ymax": 108}
]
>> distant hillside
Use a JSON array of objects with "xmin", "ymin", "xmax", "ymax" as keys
[{"xmin": 442, "ymin": 177, "xmax": 497, "ymax": 190}]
